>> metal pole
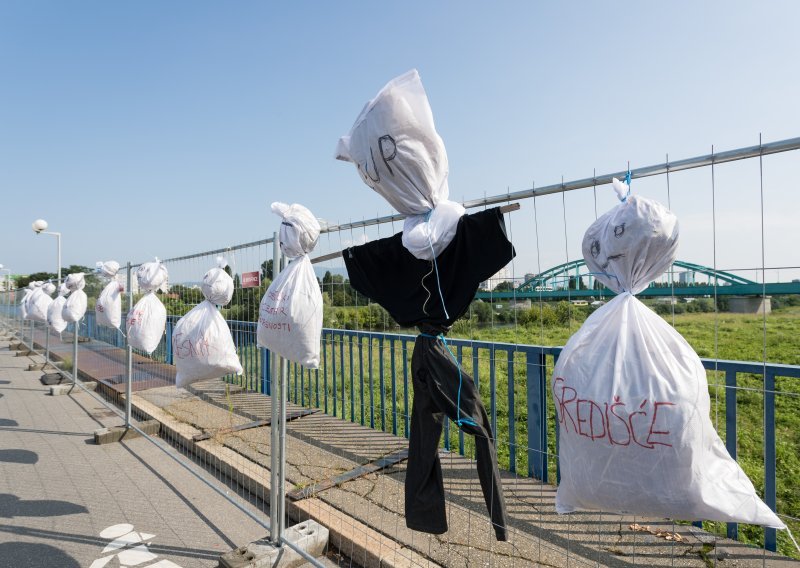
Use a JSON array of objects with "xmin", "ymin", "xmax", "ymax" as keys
[
  {"xmin": 72, "ymin": 319, "xmax": 79, "ymax": 386},
  {"xmin": 125, "ymin": 262, "xmax": 133, "ymax": 428},
  {"xmin": 44, "ymin": 319, "xmax": 50, "ymax": 369},
  {"xmin": 56, "ymin": 233, "xmax": 61, "ymax": 288},
  {"xmin": 29, "ymin": 319, "xmax": 34, "ymax": 350},
  {"xmin": 269, "ymin": 232, "xmax": 282, "ymax": 546}
]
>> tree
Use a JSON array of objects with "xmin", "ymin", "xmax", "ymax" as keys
[
  {"xmin": 494, "ymin": 281, "xmax": 515, "ymax": 292},
  {"xmin": 261, "ymin": 260, "xmax": 273, "ymax": 282}
]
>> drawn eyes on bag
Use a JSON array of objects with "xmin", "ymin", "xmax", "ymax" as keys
[
  {"xmin": 614, "ymin": 223, "xmax": 626, "ymax": 238},
  {"xmin": 590, "ymin": 240, "xmax": 600, "ymax": 259}
]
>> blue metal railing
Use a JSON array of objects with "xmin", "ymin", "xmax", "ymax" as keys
[{"xmin": 9, "ymin": 306, "xmax": 797, "ymax": 553}]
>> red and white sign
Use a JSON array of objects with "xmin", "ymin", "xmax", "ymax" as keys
[{"xmin": 242, "ymin": 271, "xmax": 260, "ymax": 288}]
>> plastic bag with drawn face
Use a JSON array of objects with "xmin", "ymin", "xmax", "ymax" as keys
[{"xmin": 582, "ymin": 185, "xmax": 678, "ymax": 295}]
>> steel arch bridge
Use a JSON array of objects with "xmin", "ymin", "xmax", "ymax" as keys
[{"xmin": 475, "ymin": 259, "xmax": 800, "ymax": 300}]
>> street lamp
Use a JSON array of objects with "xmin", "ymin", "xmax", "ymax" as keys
[{"xmin": 32, "ymin": 219, "xmax": 61, "ymax": 286}]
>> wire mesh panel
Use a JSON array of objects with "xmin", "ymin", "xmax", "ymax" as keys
[{"xmin": 6, "ymin": 137, "xmax": 799, "ymax": 566}]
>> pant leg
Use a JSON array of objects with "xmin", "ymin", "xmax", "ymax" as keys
[
  {"xmin": 405, "ymin": 341, "xmax": 448, "ymax": 534},
  {"xmin": 419, "ymin": 336, "xmax": 509, "ymax": 541}
]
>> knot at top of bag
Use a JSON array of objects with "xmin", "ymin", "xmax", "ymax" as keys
[
  {"xmin": 64, "ymin": 273, "xmax": 86, "ymax": 292},
  {"xmin": 401, "ymin": 199, "xmax": 465, "ymax": 260},
  {"xmin": 42, "ymin": 282, "xmax": 56, "ymax": 296},
  {"xmin": 27, "ymin": 281, "xmax": 40, "ymax": 290},
  {"xmin": 582, "ymin": 185, "xmax": 678, "ymax": 295},
  {"xmin": 272, "ymin": 202, "xmax": 321, "ymax": 258},
  {"xmin": 58, "ymin": 284, "xmax": 69, "ymax": 297},
  {"xmin": 202, "ymin": 257, "xmax": 234, "ymax": 305},
  {"xmin": 137, "ymin": 259, "xmax": 168, "ymax": 292},
  {"xmin": 335, "ymin": 69, "xmax": 450, "ymax": 217},
  {"xmin": 96, "ymin": 260, "xmax": 120, "ymax": 278}
]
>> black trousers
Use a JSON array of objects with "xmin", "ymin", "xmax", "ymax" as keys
[{"xmin": 405, "ymin": 333, "xmax": 509, "ymax": 541}]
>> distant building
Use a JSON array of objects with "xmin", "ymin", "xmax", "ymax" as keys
[{"xmin": 678, "ymin": 271, "xmax": 696, "ymax": 285}]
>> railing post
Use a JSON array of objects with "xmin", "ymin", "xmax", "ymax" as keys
[
  {"xmin": 527, "ymin": 349, "xmax": 548, "ymax": 482},
  {"xmin": 165, "ymin": 318, "xmax": 173, "ymax": 365},
  {"xmin": 125, "ymin": 262, "xmax": 133, "ymax": 429}
]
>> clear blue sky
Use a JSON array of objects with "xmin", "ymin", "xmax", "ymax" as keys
[{"xmin": 2, "ymin": 1, "xmax": 799, "ymax": 282}]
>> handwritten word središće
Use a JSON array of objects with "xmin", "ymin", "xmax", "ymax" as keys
[{"xmin": 553, "ymin": 377, "xmax": 675, "ymax": 449}]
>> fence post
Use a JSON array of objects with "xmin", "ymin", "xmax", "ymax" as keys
[
  {"xmin": 72, "ymin": 319, "xmax": 79, "ymax": 386},
  {"xmin": 269, "ymin": 233, "xmax": 285, "ymax": 545},
  {"xmin": 125, "ymin": 262, "xmax": 133, "ymax": 429}
]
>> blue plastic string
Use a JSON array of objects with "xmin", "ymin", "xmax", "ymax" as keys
[
  {"xmin": 424, "ymin": 209, "xmax": 450, "ymax": 320},
  {"xmin": 622, "ymin": 169, "xmax": 632, "ymax": 202},
  {"xmin": 420, "ymin": 332, "xmax": 477, "ymax": 428}
]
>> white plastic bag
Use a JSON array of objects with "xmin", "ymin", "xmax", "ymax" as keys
[
  {"xmin": 127, "ymin": 293, "xmax": 166, "ymax": 354},
  {"xmin": 173, "ymin": 259, "xmax": 242, "ymax": 388},
  {"xmin": 48, "ymin": 285, "xmax": 69, "ymax": 334},
  {"xmin": 553, "ymin": 181, "xmax": 784, "ymax": 528},
  {"xmin": 257, "ymin": 203, "xmax": 323, "ymax": 368},
  {"xmin": 20, "ymin": 282, "xmax": 40, "ymax": 320},
  {"xmin": 201, "ymin": 257, "xmax": 234, "ymax": 306},
  {"xmin": 96, "ymin": 260, "xmax": 120, "ymax": 278},
  {"xmin": 96, "ymin": 280, "xmax": 124, "ymax": 329},
  {"xmin": 137, "ymin": 259, "xmax": 168, "ymax": 292},
  {"xmin": 62, "ymin": 273, "xmax": 87, "ymax": 323},
  {"xmin": 336, "ymin": 69, "xmax": 464, "ymax": 260},
  {"xmin": 28, "ymin": 282, "xmax": 55, "ymax": 323}
]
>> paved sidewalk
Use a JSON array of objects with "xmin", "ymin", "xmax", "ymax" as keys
[{"xmin": 0, "ymin": 339, "xmax": 267, "ymax": 568}]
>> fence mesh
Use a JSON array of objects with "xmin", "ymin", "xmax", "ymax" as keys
[{"xmin": 2, "ymin": 136, "xmax": 799, "ymax": 566}]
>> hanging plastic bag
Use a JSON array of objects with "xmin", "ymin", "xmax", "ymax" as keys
[
  {"xmin": 62, "ymin": 273, "xmax": 88, "ymax": 323},
  {"xmin": 48, "ymin": 285, "xmax": 69, "ymax": 334},
  {"xmin": 173, "ymin": 258, "xmax": 242, "ymax": 388},
  {"xmin": 257, "ymin": 203, "xmax": 323, "ymax": 368},
  {"xmin": 335, "ymin": 69, "xmax": 464, "ymax": 260},
  {"xmin": 20, "ymin": 282, "xmax": 41, "ymax": 320},
  {"xmin": 552, "ymin": 179, "xmax": 784, "ymax": 528},
  {"xmin": 96, "ymin": 260, "xmax": 124, "ymax": 329},
  {"xmin": 127, "ymin": 260, "xmax": 168, "ymax": 354},
  {"xmin": 28, "ymin": 282, "xmax": 56, "ymax": 323}
]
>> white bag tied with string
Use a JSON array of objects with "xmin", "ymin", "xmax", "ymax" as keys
[
  {"xmin": 96, "ymin": 279, "xmax": 124, "ymax": 329},
  {"xmin": 48, "ymin": 285, "xmax": 69, "ymax": 334},
  {"xmin": 127, "ymin": 260, "xmax": 168, "ymax": 354},
  {"xmin": 20, "ymin": 282, "xmax": 40, "ymax": 320},
  {"xmin": 28, "ymin": 282, "xmax": 56, "ymax": 323},
  {"xmin": 335, "ymin": 69, "xmax": 465, "ymax": 260},
  {"xmin": 62, "ymin": 273, "xmax": 88, "ymax": 323},
  {"xmin": 96, "ymin": 260, "xmax": 120, "ymax": 279},
  {"xmin": 173, "ymin": 258, "xmax": 242, "ymax": 388},
  {"xmin": 257, "ymin": 203, "xmax": 323, "ymax": 368},
  {"xmin": 553, "ymin": 179, "xmax": 784, "ymax": 528}
]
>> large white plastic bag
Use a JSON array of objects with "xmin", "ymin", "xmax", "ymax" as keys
[
  {"xmin": 257, "ymin": 256, "xmax": 322, "ymax": 368},
  {"xmin": 127, "ymin": 293, "xmax": 166, "ymax": 354},
  {"xmin": 62, "ymin": 273, "xmax": 87, "ymax": 323},
  {"xmin": 96, "ymin": 280, "xmax": 124, "ymax": 329},
  {"xmin": 173, "ymin": 259, "xmax": 242, "ymax": 388},
  {"xmin": 28, "ymin": 282, "xmax": 56, "ymax": 323},
  {"xmin": 48, "ymin": 285, "xmax": 69, "ymax": 334},
  {"xmin": 173, "ymin": 302, "xmax": 243, "ymax": 388},
  {"xmin": 335, "ymin": 69, "xmax": 464, "ymax": 260},
  {"xmin": 553, "ymin": 185, "xmax": 784, "ymax": 528}
]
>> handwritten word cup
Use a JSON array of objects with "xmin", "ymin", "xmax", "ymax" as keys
[{"xmin": 553, "ymin": 377, "xmax": 676, "ymax": 449}]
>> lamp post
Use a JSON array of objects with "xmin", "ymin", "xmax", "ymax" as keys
[{"xmin": 32, "ymin": 220, "xmax": 62, "ymax": 369}]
